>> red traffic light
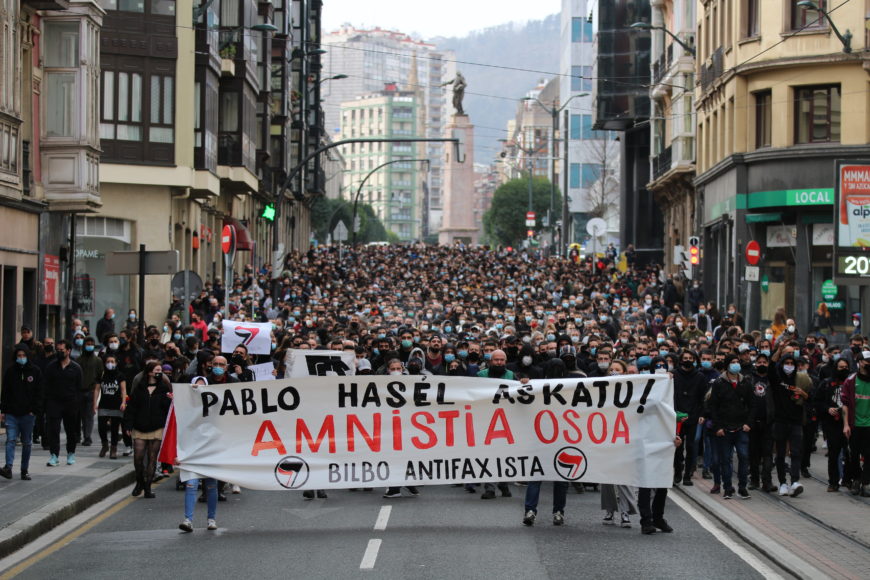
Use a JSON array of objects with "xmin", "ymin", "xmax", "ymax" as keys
[
  {"xmin": 527, "ymin": 230, "xmax": 534, "ymax": 238},
  {"xmin": 689, "ymin": 245, "xmax": 700, "ymax": 265}
]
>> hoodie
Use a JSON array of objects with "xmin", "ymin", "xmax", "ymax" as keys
[{"xmin": 772, "ymin": 357, "xmax": 805, "ymax": 425}]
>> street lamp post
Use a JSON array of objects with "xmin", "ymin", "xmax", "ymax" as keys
[
  {"xmin": 351, "ymin": 158, "xmax": 430, "ymax": 246},
  {"xmin": 796, "ymin": 0, "xmax": 852, "ymax": 53},
  {"xmin": 522, "ymin": 92, "xmax": 588, "ymax": 256},
  {"xmin": 629, "ymin": 22, "xmax": 695, "ymax": 56}
]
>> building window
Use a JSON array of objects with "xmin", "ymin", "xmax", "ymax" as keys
[
  {"xmin": 571, "ymin": 66, "xmax": 583, "ymax": 92},
  {"xmin": 149, "ymin": 74, "xmax": 174, "ymax": 143},
  {"xmin": 791, "ymin": 0, "xmax": 826, "ymax": 30},
  {"xmin": 45, "ymin": 21, "xmax": 80, "ymax": 138},
  {"xmin": 745, "ymin": 0, "xmax": 759, "ymax": 37},
  {"xmin": 581, "ymin": 115, "xmax": 593, "ymax": 140},
  {"xmin": 569, "ymin": 163, "xmax": 580, "ymax": 188},
  {"xmin": 582, "ymin": 65, "xmax": 593, "ymax": 91},
  {"xmin": 572, "ymin": 17, "xmax": 592, "ymax": 42},
  {"xmin": 100, "ymin": 70, "xmax": 143, "ymax": 141},
  {"xmin": 754, "ymin": 90, "xmax": 771, "ymax": 148},
  {"xmin": 794, "ymin": 85, "xmax": 840, "ymax": 144},
  {"xmin": 570, "ymin": 114, "xmax": 581, "ymax": 140},
  {"xmin": 581, "ymin": 163, "xmax": 601, "ymax": 188}
]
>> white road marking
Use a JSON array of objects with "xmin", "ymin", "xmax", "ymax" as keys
[
  {"xmin": 669, "ymin": 493, "xmax": 783, "ymax": 579},
  {"xmin": 359, "ymin": 538, "xmax": 382, "ymax": 570},
  {"xmin": 373, "ymin": 506, "xmax": 392, "ymax": 531}
]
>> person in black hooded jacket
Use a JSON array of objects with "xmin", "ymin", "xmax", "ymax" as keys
[
  {"xmin": 0, "ymin": 347, "xmax": 43, "ymax": 480},
  {"xmin": 124, "ymin": 361, "xmax": 172, "ymax": 499},
  {"xmin": 673, "ymin": 349, "xmax": 708, "ymax": 485},
  {"xmin": 508, "ymin": 344, "xmax": 543, "ymax": 379},
  {"xmin": 707, "ymin": 354, "xmax": 755, "ymax": 499},
  {"xmin": 813, "ymin": 357, "xmax": 850, "ymax": 491},
  {"xmin": 747, "ymin": 353, "xmax": 775, "ymax": 492}
]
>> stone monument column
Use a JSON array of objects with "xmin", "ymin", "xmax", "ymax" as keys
[{"xmin": 439, "ymin": 114, "xmax": 478, "ymax": 245}]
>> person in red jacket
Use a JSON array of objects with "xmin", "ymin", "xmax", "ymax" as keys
[{"xmin": 190, "ymin": 312, "xmax": 209, "ymax": 343}]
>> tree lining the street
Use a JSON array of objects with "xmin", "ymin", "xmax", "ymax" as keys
[{"xmin": 482, "ymin": 176, "xmax": 561, "ymax": 246}]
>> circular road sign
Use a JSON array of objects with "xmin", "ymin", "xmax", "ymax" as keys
[
  {"xmin": 745, "ymin": 240, "xmax": 761, "ymax": 265},
  {"xmin": 222, "ymin": 224, "xmax": 236, "ymax": 255}
]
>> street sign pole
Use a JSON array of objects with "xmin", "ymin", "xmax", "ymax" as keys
[{"xmin": 183, "ymin": 268, "xmax": 190, "ymax": 326}]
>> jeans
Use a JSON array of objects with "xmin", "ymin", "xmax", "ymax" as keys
[
  {"xmin": 184, "ymin": 478, "xmax": 217, "ymax": 521},
  {"xmin": 773, "ymin": 422, "xmax": 803, "ymax": 485},
  {"xmin": 703, "ymin": 428, "xmax": 720, "ymax": 484},
  {"xmin": 5, "ymin": 414, "xmax": 35, "ymax": 472},
  {"xmin": 637, "ymin": 487, "xmax": 667, "ymax": 526},
  {"xmin": 716, "ymin": 429, "xmax": 749, "ymax": 491},
  {"xmin": 523, "ymin": 481, "xmax": 568, "ymax": 514}
]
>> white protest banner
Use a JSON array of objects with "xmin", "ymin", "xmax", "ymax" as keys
[
  {"xmin": 174, "ymin": 374, "xmax": 675, "ymax": 490},
  {"xmin": 250, "ymin": 363, "xmax": 276, "ymax": 381},
  {"xmin": 283, "ymin": 349, "xmax": 356, "ymax": 377},
  {"xmin": 221, "ymin": 320, "xmax": 273, "ymax": 355}
]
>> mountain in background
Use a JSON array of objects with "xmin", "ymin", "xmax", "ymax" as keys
[{"xmin": 431, "ymin": 14, "xmax": 561, "ymax": 163}]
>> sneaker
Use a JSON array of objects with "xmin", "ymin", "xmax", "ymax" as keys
[
  {"xmin": 851, "ymin": 481, "xmax": 862, "ymax": 495},
  {"xmin": 522, "ymin": 510, "xmax": 536, "ymax": 526},
  {"xmin": 709, "ymin": 485, "xmax": 720, "ymax": 494},
  {"xmin": 207, "ymin": 519, "xmax": 217, "ymax": 530},
  {"xmin": 862, "ymin": 484, "xmax": 870, "ymax": 497},
  {"xmin": 738, "ymin": 488, "xmax": 751, "ymax": 499},
  {"xmin": 620, "ymin": 512, "xmax": 631, "ymax": 528},
  {"xmin": 702, "ymin": 469, "xmax": 713, "ymax": 480},
  {"xmin": 406, "ymin": 486, "xmax": 420, "ymax": 496},
  {"xmin": 641, "ymin": 523, "xmax": 657, "ymax": 535},
  {"xmin": 790, "ymin": 482, "xmax": 803, "ymax": 497},
  {"xmin": 800, "ymin": 468, "xmax": 811, "ymax": 478},
  {"xmin": 82, "ymin": 439, "xmax": 92, "ymax": 447},
  {"xmin": 0, "ymin": 465, "xmax": 12, "ymax": 479},
  {"xmin": 602, "ymin": 511, "xmax": 615, "ymax": 525},
  {"xmin": 723, "ymin": 489, "xmax": 734, "ymax": 499},
  {"xmin": 66, "ymin": 453, "xmax": 76, "ymax": 465},
  {"xmin": 232, "ymin": 484, "xmax": 241, "ymax": 494},
  {"xmin": 778, "ymin": 483, "xmax": 790, "ymax": 496},
  {"xmin": 383, "ymin": 490, "xmax": 402, "ymax": 498},
  {"xmin": 316, "ymin": 490, "xmax": 328, "ymax": 499},
  {"xmin": 653, "ymin": 518, "xmax": 673, "ymax": 533},
  {"xmin": 20, "ymin": 472, "xmax": 31, "ymax": 481},
  {"xmin": 480, "ymin": 490, "xmax": 496, "ymax": 500},
  {"xmin": 179, "ymin": 518, "xmax": 193, "ymax": 533},
  {"xmin": 553, "ymin": 511, "xmax": 565, "ymax": 526},
  {"xmin": 123, "ymin": 446, "xmax": 133, "ymax": 456},
  {"xmin": 302, "ymin": 490, "xmax": 314, "ymax": 500}
]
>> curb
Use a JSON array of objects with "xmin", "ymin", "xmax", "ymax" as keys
[
  {"xmin": 0, "ymin": 464, "xmax": 136, "ymax": 560},
  {"xmin": 675, "ymin": 486, "xmax": 825, "ymax": 580}
]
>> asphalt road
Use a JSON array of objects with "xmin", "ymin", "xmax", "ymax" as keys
[{"xmin": 6, "ymin": 481, "xmax": 782, "ymax": 579}]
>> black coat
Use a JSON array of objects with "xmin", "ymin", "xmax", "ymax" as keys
[
  {"xmin": 124, "ymin": 382, "xmax": 172, "ymax": 433},
  {"xmin": 673, "ymin": 366, "xmax": 707, "ymax": 417},
  {"xmin": 43, "ymin": 359, "xmax": 83, "ymax": 417},
  {"xmin": 1, "ymin": 362, "xmax": 43, "ymax": 416},
  {"xmin": 708, "ymin": 373, "xmax": 756, "ymax": 431}
]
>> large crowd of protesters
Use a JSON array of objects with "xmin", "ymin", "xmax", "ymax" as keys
[{"xmin": 2, "ymin": 243, "xmax": 868, "ymax": 533}]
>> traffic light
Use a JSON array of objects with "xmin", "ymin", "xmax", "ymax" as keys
[
  {"xmin": 261, "ymin": 203, "xmax": 276, "ymax": 221},
  {"xmin": 689, "ymin": 236, "xmax": 700, "ymax": 266}
]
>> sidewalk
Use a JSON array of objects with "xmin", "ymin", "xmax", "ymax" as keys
[
  {"xmin": 0, "ymin": 434, "xmax": 135, "ymax": 559},
  {"xmin": 676, "ymin": 445, "xmax": 870, "ymax": 580}
]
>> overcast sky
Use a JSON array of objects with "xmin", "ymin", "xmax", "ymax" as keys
[{"xmin": 321, "ymin": 0, "xmax": 562, "ymax": 39}]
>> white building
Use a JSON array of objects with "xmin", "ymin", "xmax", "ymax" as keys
[
  {"xmin": 560, "ymin": 0, "xmax": 620, "ymax": 248},
  {"xmin": 322, "ymin": 26, "xmax": 449, "ymax": 238}
]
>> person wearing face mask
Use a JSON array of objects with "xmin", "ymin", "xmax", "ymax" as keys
[
  {"xmin": 747, "ymin": 353, "xmax": 775, "ymax": 492},
  {"xmin": 94, "ymin": 354, "xmax": 126, "ymax": 460},
  {"xmin": 43, "ymin": 340, "xmax": 83, "ymax": 467},
  {"xmin": 508, "ymin": 344, "xmax": 542, "ymax": 379},
  {"xmin": 123, "ymin": 361, "xmax": 173, "ymax": 498},
  {"xmin": 75, "ymin": 336, "xmax": 103, "ymax": 448},
  {"xmin": 0, "ymin": 347, "xmax": 43, "ymax": 480},
  {"xmin": 814, "ymin": 359, "xmax": 851, "ymax": 492},
  {"xmin": 228, "ymin": 345, "xmax": 255, "ymax": 382},
  {"xmin": 477, "ymin": 350, "xmax": 515, "ymax": 500},
  {"xmin": 691, "ymin": 306, "xmax": 714, "ymax": 334},
  {"xmin": 771, "ymin": 353, "xmax": 808, "ymax": 497},
  {"xmin": 207, "ymin": 356, "xmax": 239, "ymax": 386},
  {"xmin": 707, "ymin": 354, "xmax": 754, "ymax": 500},
  {"xmin": 673, "ymin": 350, "xmax": 707, "ymax": 486},
  {"xmin": 840, "ymin": 351, "xmax": 870, "ymax": 496}
]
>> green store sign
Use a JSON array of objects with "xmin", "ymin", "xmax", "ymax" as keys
[{"xmin": 706, "ymin": 188, "xmax": 834, "ymax": 222}]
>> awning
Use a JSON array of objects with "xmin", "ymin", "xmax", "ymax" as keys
[
  {"xmin": 801, "ymin": 213, "xmax": 832, "ymax": 224},
  {"xmin": 222, "ymin": 217, "xmax": 254, "ymax": 252},
  {"xmin": 745, "ymin": 212, "xmax": 783, "ymax": 224}
]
